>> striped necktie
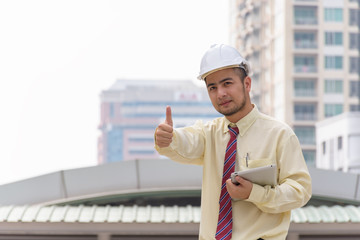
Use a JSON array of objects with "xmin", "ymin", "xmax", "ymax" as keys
[{"xmin": 215, "ymin": 126, "xmax": 239, "ymax": 240}]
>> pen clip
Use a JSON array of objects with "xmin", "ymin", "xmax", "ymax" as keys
[{"xmin": 246, "ymin": 153, "xmax": 249, "ymax": 167}]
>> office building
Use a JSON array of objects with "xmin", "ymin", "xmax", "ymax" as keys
[
  {"xmin": 230, "ymin": 0, "xmax": 360, "ymax": 165},
  {"xmin": 98, "ymin": 79, "xmax": 220, "ymax": 164}
]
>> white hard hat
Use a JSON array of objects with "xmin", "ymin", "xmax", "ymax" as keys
[{"xmin": 198, "ymin": 44, "xmax": 250, "ymax": 80}]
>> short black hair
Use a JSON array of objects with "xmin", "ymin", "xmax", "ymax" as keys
[{"xmin": 233, "ymin": 67, "xmax": 247, "ymax": 83}]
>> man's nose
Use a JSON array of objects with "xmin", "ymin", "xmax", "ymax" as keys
[{"xmin": 217, "ymin": 86, "xmax": 227, "ymax": 98}]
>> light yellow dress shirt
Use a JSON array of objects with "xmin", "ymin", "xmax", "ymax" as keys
[{"xmin": 155, "ymin": 105, "xmax": 312, "ymax": 240}]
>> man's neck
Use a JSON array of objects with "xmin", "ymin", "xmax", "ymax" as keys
[{"xmin": 225, "ymin": 103, "xmax": 254, "ymax": 123}]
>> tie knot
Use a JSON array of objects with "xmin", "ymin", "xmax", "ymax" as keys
[{"xmin": 228, "ymin": 126, "xmax": 239, "ymax": 137}]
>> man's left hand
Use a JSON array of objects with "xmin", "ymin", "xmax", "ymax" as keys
[{"xmin": 226, "ymin": 176, "xmax": 253, "ymax": 199}]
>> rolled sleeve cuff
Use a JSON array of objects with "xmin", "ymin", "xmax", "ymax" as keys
[{"xmin": 247, "ymin": 183, "xmax": 265, "ymax": 203}]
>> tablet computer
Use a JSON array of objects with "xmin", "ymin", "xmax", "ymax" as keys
[{"xmin": 231, "ymin": 164, "xmax": 277, "ymax": 187}]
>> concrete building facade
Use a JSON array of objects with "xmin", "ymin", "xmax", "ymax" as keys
[
  {"xmin": 230, "ymin": 0, "xmax": 360, "ymax": 166},
  {"xmin": 316, "ymin": 111, "xmax": 360, "ymax": 173}
]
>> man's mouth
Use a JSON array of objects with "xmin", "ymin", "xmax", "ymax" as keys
[{"xmin": 219, "ymin": 100, "xmax": 232, "ymax": 106}]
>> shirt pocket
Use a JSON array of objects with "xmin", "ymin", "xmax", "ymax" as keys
[{"xmin": 240, "ymin": 157, "xmax": 273, "ymax": 169}]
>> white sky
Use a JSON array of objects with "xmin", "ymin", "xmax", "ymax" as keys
[{"xmin": 0, "ymin": 0, "xmax": 229, "ymax": 184}]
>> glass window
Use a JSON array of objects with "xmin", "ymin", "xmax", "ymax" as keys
[
  {"xmin": 294, "ymin": 126, "xmax": 315, "ymax": 145},
  {"xmin": 349, "ymin": 9, "xmax": 360, "ymax": 26},
  {"xmin": 107, "ymin": 127, "xmax": 123, "ymax": 162},
  {"xmin": 129, "ymin": 149, "xmax": 155, "ymax": 155},
  {"xmin": 294, "ymin": 56, "xmax": 316, "ymax": 72},
  {"xmin": 324, "ymin": 8, "xmax": 343, "ymax": 22},
  {"xmin": 110, "ymin": 103, "xmax": 115, "ymax": 118},
  {"xmin": 350, "ymin": 81, "xmax": 360, "ymax": 97},
  {"xmin": 325, "ymin": 104, "xmax": 343, "ymax": 117},
  {"xmin": 324, "ymin": 79, "xmax": 343, "ymax": 94},
  {"xmin": 350, "ymin": 57, "xmax": 360, "ymax": 73},
  {"xmin": 338, "ymin": 136, "xmax": 343, "ymax": 150},
  {"xmin": 294, "ymin": 6, "xmax": 317, "ymax": 25},
  {"xmin": 302, "ymin": 150, "xmax": 316, "ymax": 166},
  {"xmin": 349, "ymin": 33, "xmax": 360, "ymax": 49},
  {"xmin": 322, "ymin": 141, "xmax": 326, "ymax": 154},
  {"xmin": 350, "ymin": 104, "xmax": 360, "ymax": 112},
  {"xmin": 294, "ymin": 32, "xmax": 317, "ymax": 48},
  {"xmin": 294, "ymin": 103, "xmax": 317, "ymax": 121},
  {"xmin": 325, "ymin": 56, "xmax": 343, "ymax": 69},
  {"xmin": 325, "ymin": 32, "xmax": 343, "ymax": 45},
  {"xmin": 294, "ymin": 79, "xmax": 316, "ymax": 96},
  {"xmin": 128, "ymin": 136, "xmax": 154, "ymax": 142}
]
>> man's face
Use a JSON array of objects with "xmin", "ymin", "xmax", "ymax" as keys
[{"xmin": 205, "ymin": 68, "xmax": 251, "ymax": 121}]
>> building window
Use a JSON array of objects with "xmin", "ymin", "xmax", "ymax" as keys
[
  {"xmin": 350, "ymin": 81, "xmax": 360, "ymax": 97},
  {"xmin": 324, "ymin": 79, "xmax": 343, "ymax": 94},
  {"xmin": 322, "ymin": 141, "xmax": 326, "ymax": 154},
  {"xmin": 324, "ymin": 104, "xmax": 343, "ymax": 117},
  {"xmin": 294, "ymin": 103, "xmax": 317, "ymax": 121},
  {"xmin": 325, "ymin": 32, "xmax": 343, "ymax": 45},
  {"xmin": 294, "ymin": 6, "xmax": 317, "ymax": 25},
  {"xmin": 128, "ymin": 136, "xmax": 154, "ymax": 143},
  {"xmin": 349, "ymin": 9, "xmax": 360, "ymax": 26},
  {"xmin": 129, "ymin": 149, "xmax": 155, "ymax": 155},
  {"xmin": 325, "ymin": 56, "xmax": 343, "ymax": 69},
  {"xmin": 109, "ymin": 103, "xmax": 115, "ymax": 118},
  {"xmin": 349, "ymin": 33, "xmax": 360, "ymax": 49},
  {"xmin": 324, "ymin": 8, "xmax": 343, "ymax": 22},
  {"xmin": 350, "ymin": 57, "xmax": 360, "ymax": 73},
  {"xmin": 350, "ymin": 104, "xmax": 360, "ymax": 112},
  {"xmin": 107, "ymin": 127, "xmax": 123, "ymax": 162},
  {"xmin": 303, "ymin": 150, "xmax": 316, "ymax": 166},
  {"xmin": 294, "ymin": 32, "xmax": 317, "ymax": 48},
  {"xmin": 338, "ymin": 136, "xmax": 343, "ymax": 150},
  {"xmin": 294, "ymin": 126, "xmax": 315, "ymax": 145},
  {"xmin": 294, "ymin": 56, "xmax": 316, "ymax": 73},
  {"xmin": 294, "ymin": 79, "xmax": 316, "ymax": 97}
]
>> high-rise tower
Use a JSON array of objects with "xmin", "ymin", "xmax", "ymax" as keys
[{"xmin": 230, "ymin": 0, "xmax": 360, "ymax": 165}]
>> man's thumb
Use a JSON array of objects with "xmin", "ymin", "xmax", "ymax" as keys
[{"xmin": 165, "ymin": 106, "xmax": 173, "ymax": 126}]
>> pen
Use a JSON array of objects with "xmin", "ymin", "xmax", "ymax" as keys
[{"xmin": 246, "ymin": 153, "xmax": 249, "ymax": 167}]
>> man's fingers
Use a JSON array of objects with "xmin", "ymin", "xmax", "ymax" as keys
[
  {"xmin": 158, "ymin": 123, "xmax": 173, "ymax": 134},
  {"xmin": 155, "ymin": 106, "xmax": 174, "ymax": 148},
  {"xmin": 236, "ymin": 176, "xmax": 248, "ymax": 185},
  {"xmin": 165, "ymin": 106, "xmax": 173, "ymax": 127}
]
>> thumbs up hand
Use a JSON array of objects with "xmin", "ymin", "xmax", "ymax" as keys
[{"xmin": 155, "ymin": 106, "xmax": 174, "ymax": 148}]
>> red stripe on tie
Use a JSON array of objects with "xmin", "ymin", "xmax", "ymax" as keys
[{"xmin": 215, "ymin": 126, "xmax": 239, "ymax": 240}]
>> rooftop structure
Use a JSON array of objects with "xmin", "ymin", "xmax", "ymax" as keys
[{"xmin": 0, "ymin": 159, "xmax": 360, "ymax": 239}]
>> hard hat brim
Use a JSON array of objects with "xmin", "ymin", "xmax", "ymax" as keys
[{"xmin": 197, "ymin": 64, "xmax": 243, "ymax": 80}]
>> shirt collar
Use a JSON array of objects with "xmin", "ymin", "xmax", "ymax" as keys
[{"xmin": 223, "ymin": 104, "xmax": 259, "ymax": 136}]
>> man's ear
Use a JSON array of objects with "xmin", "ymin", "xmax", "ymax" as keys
[{"xmin": 244, "ymin": 76, "xmax": 252, "ymax": 92}]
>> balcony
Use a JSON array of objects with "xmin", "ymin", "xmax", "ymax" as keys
[
  {"xmin": 294, "ymin": 18, "xmax": 318, "ymax": 25},
  {"xmin": 294, "ymin": 65, "xmax": 317, "ymax": 73},
  {"xmin": 294, "ymin": 113, "xmax": 317, "ymax": 121},
  {"xmin": 294, "ymin": 89, "xmax": 316, "ymax": 97},
  {"xmin": 294, "ymin": 41, "xmax": 317, "ymax": 49}
]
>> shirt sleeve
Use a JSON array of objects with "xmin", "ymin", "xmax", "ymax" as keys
[
  {"xmin": 154, "ymin": 120, "xmax": 206, "ymax": 165},
  {"xmin": 246, "ymin": 134, "xmax": 312, "ymax": 214}
]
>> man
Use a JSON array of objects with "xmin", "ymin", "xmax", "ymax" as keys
[{"xmin": 154, "ymin": 44, "xmax": 312, "ymax": 240}]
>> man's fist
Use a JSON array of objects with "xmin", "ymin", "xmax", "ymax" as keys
[
  {"xmin": 155, "ymin": 106, "xmax": 174, "ymax": 148},
  {"xmin": 226, "ymin": 176, "xmax": 253, "ymax": 200}
]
